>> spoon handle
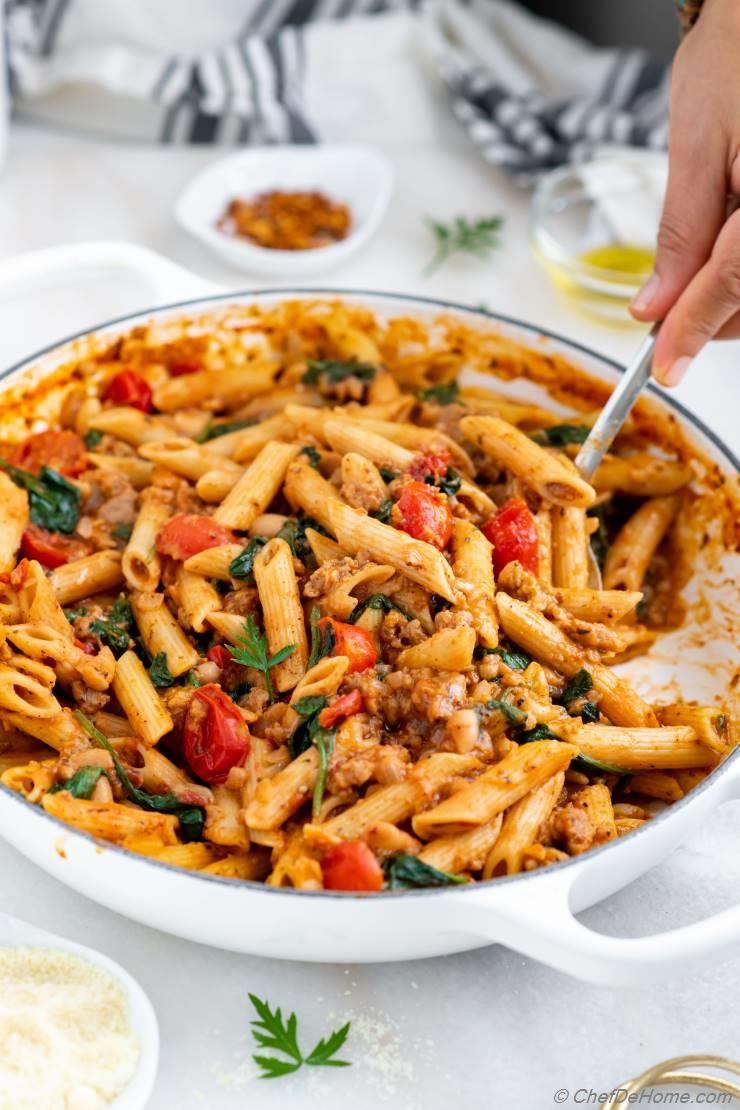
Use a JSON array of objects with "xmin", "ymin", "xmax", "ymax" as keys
[{"xmin": 575, "ymin": 326, "xmax": 658, "ymax": 481}]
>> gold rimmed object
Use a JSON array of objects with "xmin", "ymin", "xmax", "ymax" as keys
[{"xmin": 619, "ymin": 1055, "xmax": 740, "ymax": 1102}]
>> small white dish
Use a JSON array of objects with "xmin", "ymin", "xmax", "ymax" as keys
[
  {"xmin": 175, "ymin": 144, "xmax": 394, "ymax": 277},
  {"xmin": 0, "ymin": 911, "xmax": 159, "ymax": 1110}
]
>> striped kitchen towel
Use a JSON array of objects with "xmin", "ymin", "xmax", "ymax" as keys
[{"xmin": 5, "ymin": 0, "xmax": 669, "ymax": 181}]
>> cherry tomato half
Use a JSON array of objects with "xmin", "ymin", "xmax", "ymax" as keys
[
  {"xmin": 318, "ymin": 689, "xmax": 364, "ymax": 729},
  {"xmin": 206, "ymin": 645, "xmax": 232, "ymax": 669},
  {"xmin": 103, "ymin": 370, "xmax": 153, "ymax": 413},
  {"xmin": 394, "ymin": 480, "xmax": 453, "ymax": 550},
  {"xmin": 321, "ymin": 840, "xmax": 383, "ymax": 892},
  {"xmin": 407, "ymin": 449, "xmax": 451, "ymax": 482},
  {"xmin": 20, "ymin": 524, "xmax": 90, "ymax": 569},
  {"xmin": 13, "ymin": 430, "xmax": 87, "ymax": 477},
  {"xmin": 481, "ymin": 497, "xmax": 539, "ymax": 576},
  {"xmin": 183, "ymin": 683, "xmax": 250, "ymax": 785},
  {"xmin": 319, "ymin": 618, "xmax": 377, "ymax": 674},
  {"xmin": 156, "ymin": 514, "xmax": 236, "ymax": 561}
]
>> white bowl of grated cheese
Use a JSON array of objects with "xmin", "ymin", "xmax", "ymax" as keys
[{"xmin": 0, "ymin": 912, "xmax": 159, "ymax": 1110}]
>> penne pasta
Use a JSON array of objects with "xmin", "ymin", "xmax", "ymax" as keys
[{"xmin": 112, "ymin": 650, "xmax": 173, "ymax": 746}]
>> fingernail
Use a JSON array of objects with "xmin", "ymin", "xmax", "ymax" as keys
[
  {"xmin": 656, "ymin": 356, "xmax": 692, "ymax": 387},
  {"xmin": 630, "ymin": 272, "xmax": 661, "ymax": 313}
]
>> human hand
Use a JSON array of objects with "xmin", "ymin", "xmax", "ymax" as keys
[{"xmin": 630, "ymin": 0, "xmax": 740, "ymax": 385}]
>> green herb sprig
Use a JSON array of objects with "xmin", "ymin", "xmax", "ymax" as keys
[
  {"xmin": 197, "ymin": 418, "xmax": 256, "ymax": 444},
  {"xmin": 227, "ymin": 614, "xmax": 295, "ymax": 703},
  {"xmin": 417, "ymin": 381, "xmax": 459, "ymax": 405},
  {"xmin": 424, "ymin": 215, "xmax": 504, "ymax": 274},
  {"xmin": 346, "ymin": 593, "xmax": 408, "ymax": 625},
  {"xmin": 248, "ymin": 993, "xmax": 351, "ymax": 1080},
  {"xmin": 302, "ymin": 360, "xmax": 376, "ymax": 387}
]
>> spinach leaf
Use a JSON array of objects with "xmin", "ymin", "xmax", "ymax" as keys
[
  {"xmin": 423, "ymin": 467, "xmax": 461, "ymax": 497},
  {"xmin": 287, "ymin": 695, "xmax": 334, "ymax": 814},
  {"xmin": 299, "ymin": 446, "xmax": 321, "ymax": 470},
  {"xmin": 111, "ymin": 522, "xmax": 134, "ymax": 542},
  {"xmin": 370, "ymin": 499, "xmax": 393, "ymax": 523},
  {"xmin": 0, "ymin": 462, "xmax": 81, "ymax": 533},
  {"xmin": 587, "ymin": 505, "xmax": 609, "ymax": 570},
  {"xmin": 417, "ymin": 381, "xmax": 459, "ymax": 406},
  {"xmin": 48, "ymin": 766, "xmax": 107, "ymax": 799},
  {"xmin": 228, "ymin": 682, "xmax": 251, "ymax": 704},
  {"xmin": 302, "ymin": 360, "xmax": 376, "ymax": 386},
  {"xmin": 185, "ymin": 670, "xmax": 202, "ymax": 687},
  {"xmin": 89, "ymin": 595, "xmax": 132, "ymax": 657},
  {"xmin": 84, "ymin": 429, "xmax": 103, "ymax": 449},
  {"xmin": 74, "ymin": 712, "xmax": 205, "ymax": 840},
  {"xmin": 64, "ymin": 606, "xmax": 87, "ymax": 623},
  {"xmin": 533, "ymin": 424, "xmax": 590, "ymax": 447},
  {"xmin": 277, "ymin": 514, "xmax": 328, "ymax": 563},
  {"xmin": 561, "ymin": 668, "xmax": 593, "ymax": 705},
  {"xmin": 347, "ymin": 594, "xmax": 408, "ymax": 625},
  {"xmin": 307, "ymin": 607, "xmax": 335, "ymax": 670},
  {"xmin": 475, "ymin": 645, "xmax": 531, "ymax": 670},
  {"xmin": 578, "ymin": 700, "xmax": 600, "ymax": 723},
  {"xmin": 519, "ymin": 723, "xmax": 557, "ymax": 742},
  {"xmin": 482, "ymin": 697, "xmax": 527, "ymax": 726},
  {"xmin": 197, "ymin": 418, "xmax": 256, "ymax": 444},
  {"xmin": 378, "ymin": 466, "xmax": 399, "ymax": 483},
  {"xmin": 573, "ymin": 753, "xmax": 626, "ymax": 775},
  {"xmin": 382, "ymin": 853, "xmax": 467, "ymax": 890},
  {"xmin": 229, "ymin": 536, "xmax": 268, "ymax": 581},
  {"xmin": 148, "ymin": 651, "xmax": 174, "ymax": 688}
]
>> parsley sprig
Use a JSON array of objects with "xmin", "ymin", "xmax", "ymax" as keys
[
  {"xmin": 424, "ymin": 215, "xmax": 504, "ymax": 273},
  {"xmin": 249, "ymin": 993, "xmax": 351, "ymax": 1079},
  {"xmin": 227, "ymin": 614, "xmax": 295, "ymax": 703}
]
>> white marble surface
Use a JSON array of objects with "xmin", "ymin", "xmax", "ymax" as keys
[{"xmin": 0, "ymin": 121, "xmax": 739, "ymax": 1110}]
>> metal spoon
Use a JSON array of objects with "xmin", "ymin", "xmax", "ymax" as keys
[{"xmin": 575, "ymin": 325, "xmax": 658, "ymax": 586}]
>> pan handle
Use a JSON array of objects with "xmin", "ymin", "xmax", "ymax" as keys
[
  {"xmin": 436, "ymin": 765, "xmax": 740, "ymax": 986},
  {"xmin": 0, "ymin": 240, "xmax": 219, "ymax": 302}
]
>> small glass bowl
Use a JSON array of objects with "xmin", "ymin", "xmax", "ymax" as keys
[{"xmin": 530, "ymin": 153, "xmax": 666, "ymax": 322}]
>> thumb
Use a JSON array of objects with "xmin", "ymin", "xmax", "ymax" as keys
[{"xmin": 630, "ymin": 137, "xmax": 727, "ymax": 323}]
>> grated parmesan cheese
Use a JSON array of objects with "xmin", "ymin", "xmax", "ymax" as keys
[{"xmin": 0, "ymin": 946, "xmax": 140, "ymax": 1110}]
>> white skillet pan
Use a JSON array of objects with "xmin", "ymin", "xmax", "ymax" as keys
[{"xmin": 0, "ymin": 242, "xmax": 737, "ymax": 987}]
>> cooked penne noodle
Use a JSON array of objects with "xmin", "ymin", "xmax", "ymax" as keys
[
  {"xmin": 553, "ymin": 588, "xmax": 642, "ymax": 623},
  {"xmin": 328, "ymin": 500, "xmax": 457, "ymax": 602},
  {"xmin": 0, "ymin": 473, "xmax": 28, "ymax": 573},
  {"xmin": 246, "ymin": 748, "xmax": 318, "ymax": 831},
  {"xmin": 174, "ymin": 566, "xmax": 222, "ymax": 633},
  {"xmin": 496, "ymin": 592, "xmax": 656, "ymax": 727},
  {"xmin": 87, "ymin": 406, "xmax": 176, "ymax": 445},
  {"xmin": 112, "ymin": 650, "xmax": 173, "ymax": 746},
  {"xmin": 86, "ymin": 453, "xmax": 154, "ymax": 489},
  {"xmin": 592, "ymin": 454, "xmax": 693, "ymax": 497},
  {"xmin": 551, "ymin": 506, "xmax": 589, "ymax": 588},
  {"xmin": 213, "ymin": 441, "xmax": 300, "ymax": 530},
  {"xmin": 655, "ymin": 704, "xmax": 730, "ymax": 754},
  {"xmin": 534, "ymin": 508, "xmax": 553, "ymax": 585},
  {"xmin": 483, "ymin": 771, "xmax": 564, "ymax": 878},
  {"xmin": 0, "ymin": 707, "xmax": 89, "ymax": 753},
  {"xmin": 183, "ymin": 542, "xmax": 245, "ymax": 580},
  {"xmin": 452, "ymin": 519, "xmax": 498, "ymax": 648},
  {"xmin": 396, "ymin": 627, "xmax": 476, "ymax": 671},
  {"xmin": 42, "ymin": 791, "xmax": 179, "ymax": 844},
  {"xmin": 413, "ymin": 741, "xmax": 577, "ymax": 839},
  {"xmin": 253, "ymin": 539, "xmax": 309, "ymax": 692},
  {"xmin": 460, "ymin": 414, "xmax": 596, "ymax": 507},
  {"xmin": 603, "ymin": 495, "xmax": 679, "ymax": 591},
  {"xmin": 283, "ymin": 456, "xmax": 345, "ymax": 533},
  {"xmin": 129, "ymin": 591, "xmax": 199, "ymax": 677},
  {"xmin": 49, "ymin": 551, "xmax": 124, "ymax": 606},
  {"xmin": 417, "ymin": 813, "xmax": 503, "ymax": 874},
  {"xmin": 153, "ymin": 363, "xmax": 277, "ymax": 412},
  {"xmin": 122, "ymin": 488, "xmax": 171, "ymax": 591},
  {"xmin": 138, "ymin": 437, "xmax": 243, "ymax": 482},
  {"xmin": 548, "ymin": 721, "xmax": 717, "ymax": 769},
  {"xmin": 573, "ymin": 783, "xmax": 617, "ymax": 844}
]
